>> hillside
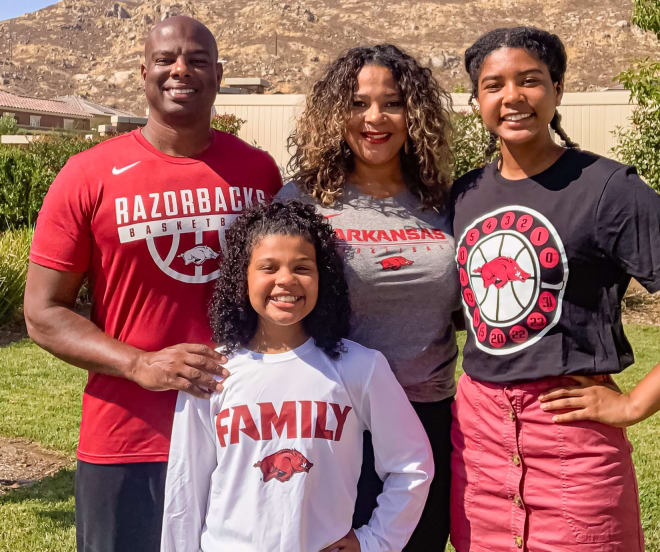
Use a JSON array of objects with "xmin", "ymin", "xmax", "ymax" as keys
[{"xmin": 0, "ymin": 0, "xmax": 658, "ymax": 115}]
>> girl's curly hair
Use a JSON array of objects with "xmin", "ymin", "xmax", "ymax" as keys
[
  {"xmin": 209, "ymin": 201, "xmax": 350, "ymax": 359},
  {"xmin": 464, "ymin": 26, "xmax": 578, "ymax": 156},
  {"xmin": 287, "ymin": 44, "xmax": 453, "ymax": 209}
]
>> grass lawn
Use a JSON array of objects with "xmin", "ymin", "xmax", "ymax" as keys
[{"xmin": 0, "ymin": 326, "xmax": 658, "ymax": 551}]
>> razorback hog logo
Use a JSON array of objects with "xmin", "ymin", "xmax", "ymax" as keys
[
  {"xmin": 475, "ymin": 256, "xmax": 531, "ymax": 289},
  {"xmin": 178, "ymin": 245, "xmax": 220, "ymax": 266},
  {"xmin": 254, "ymin": 449, "xmax": 313, "ymax": 483},
  {"xmin": 378, "ymin": 256, "xmax": 414, "ymax": 271}
]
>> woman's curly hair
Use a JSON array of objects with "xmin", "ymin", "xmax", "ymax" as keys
[
  {"xmin": 209, "ymin": 201, "xmax": 350, "ymax": 359},
  {"xmin": 287, "ymin": 44, "xmax": 454, "ymax": 209},
  {"xmin": 464, "ymin": 26, "xmax": 578, "ymax": 156}
]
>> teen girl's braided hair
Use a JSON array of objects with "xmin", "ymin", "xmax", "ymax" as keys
[
  {"xmin": 464, "ymin": 26, "xmax": 578, "ymax": 156},
  {"xmin": 287, "ymin": 44, "xmax": 453, "ymax": 209},
  {"xmin": 209, "ymin": 200, "xmax": 350, "ymax": 359}
]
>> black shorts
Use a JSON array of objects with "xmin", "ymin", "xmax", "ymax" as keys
[
  {"xmin": 352, "ymin": 396, "xmax": 453, "ymax": 551},
  {"xmin": 75, "ymin": 460, "xmax": 167, "ymax": 552}
]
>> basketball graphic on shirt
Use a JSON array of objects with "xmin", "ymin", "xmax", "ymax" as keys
[
  {"xmin": 146, "ymin": 225, "xmax": 230, "ymax": 285},
  {"xmin": 118, "ymin": 212, "xmax": 241, "ymax": 284},
  {"xmin": 456, "ymin": 206, "xmax": 568, "ymax": 355}
]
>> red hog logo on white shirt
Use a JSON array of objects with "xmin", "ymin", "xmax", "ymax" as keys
[{"xmin": 254, "ymin": 449, "xmax": 313, "ymax": 483}]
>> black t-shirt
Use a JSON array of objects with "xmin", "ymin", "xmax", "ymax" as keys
[{"xmin": 451, "ymin": 149, "xmax": 660, "ymax": 384}]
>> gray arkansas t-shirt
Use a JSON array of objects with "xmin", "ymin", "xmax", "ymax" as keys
[{"xmin": 277, "ymin": 182, "xmax": 460, "ymax": 402}]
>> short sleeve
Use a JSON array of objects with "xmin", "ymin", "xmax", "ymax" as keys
[
  {"xmin": 29, "ymin": 156, "xmax": 94, "ymax": 273},
  {"xmin": 274, "ymin": 180, "xmax": 304, "ymax": 202},
  {"xmin": 595, "ymin": 166, "xmax": 660, "ymax": 293},
  {"xmin": 261, "ymin": 152, "xmax": 283, "ymax": 198}
]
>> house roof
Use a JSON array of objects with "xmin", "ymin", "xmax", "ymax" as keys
[
  {"xmin": 55, "ymin": 95, "xmax": 137, "ymax": 118},
  {"xmin": 0, "ymin": 90, "xmax": 92, "ymax": 118}
]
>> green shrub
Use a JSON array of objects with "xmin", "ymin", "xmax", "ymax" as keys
[
  {"xmin": 451, "ymin": 111, "xmax": 494, "ymax": 180},
  {"xmin": 0, "ymin": 227, "xmax": 33, "ymax": 325},
  {"xmin": 0, "ymin": 136, "xmax": 102, "ymax": 229},
  {"xmin": 632, "ymin": 0, "xmax": 660, "ymax": 38},
  {"xmin": 612, "ymin": 59, "xmax": 660, "ymax": 192},
  {"xmin": 211, "ymin": 113, "xmax": 246, "ymax": 136},
  {"xmin": 0, "ymin": 114, "xmax": 18, "ymax": 135}
]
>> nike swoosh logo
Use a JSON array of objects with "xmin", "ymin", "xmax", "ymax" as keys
[
  {"xmin": 324, "ymin": 213, "xmax": 341, "ymax": 218},
  {"xmin": 112, "ymin": 161, "xmax": 141, "ymax": 175}
]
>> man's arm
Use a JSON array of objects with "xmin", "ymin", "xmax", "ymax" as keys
[{"xmin": 24, "ymin": 262, "xmax": 227, "ymax": 399}]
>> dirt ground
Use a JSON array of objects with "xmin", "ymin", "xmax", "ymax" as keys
[
  {"xmin": 0, "ymin": 436, "xmax": 72, "ymax": 495},
  {"xmin": 621, "ymin": 279, "xmax": 660, "ymax": 326},
  {"xmin": 1, "ymin": 287, "xmax": 658, "ymax": 494}
]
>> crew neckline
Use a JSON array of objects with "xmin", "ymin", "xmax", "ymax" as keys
[
  {"xmin": 132, "ymin": 128, "xmax": 219, "ymax": 164},
  {"xmin": 240, "ymin": 337, "xmax": 316, "ymax": 363},
  {"xmin": 493, "ymin": 148, "xmax": 572, "ymax": 187},
  {"xmin": 344, "ymin": 182, "xmax": 417, "ymax": 205}
]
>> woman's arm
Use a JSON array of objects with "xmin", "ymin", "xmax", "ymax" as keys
[
  {"xmin": 161, "ymin": 391, "xmax": 218, "ymax": 551},
  {"xmin": 539, "ymin": 362, "xmax": 660, "ymax": 427}
]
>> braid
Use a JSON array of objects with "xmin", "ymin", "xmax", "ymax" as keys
[
  {"xmin": 485, "ymin": 132, "xmax": 499, "ymax": 158},
  {"xmin": 469, "ymin": 93, "xmax": 499, "ymax": 162},
  {"xmin": 550, "ymin": 111, "xmax": 578, "ymax": 149}
]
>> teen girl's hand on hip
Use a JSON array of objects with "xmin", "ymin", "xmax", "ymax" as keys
[
  {"xmin": 539, "ymin": 362, "xmax": 660, "ymax": 427},
  {"xmin": 319, "ymin": 529, "xmax": 361, "ymax": 552}
]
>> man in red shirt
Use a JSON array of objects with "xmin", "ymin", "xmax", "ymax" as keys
[{"xmin": 24, "ymin": 16, "xmax": 282, "ymax": 552}]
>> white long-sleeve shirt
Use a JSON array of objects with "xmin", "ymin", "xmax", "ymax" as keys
[{"xmin": 161, "ymin": 338, "xmax": 433, "ymax": 552}]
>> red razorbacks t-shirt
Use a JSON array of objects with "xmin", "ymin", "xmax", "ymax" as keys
[{"xmin": 30, "ymin": 129, "xmax": 282, "ymax": 464}]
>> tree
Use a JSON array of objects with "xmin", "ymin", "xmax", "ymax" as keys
[
  {"xmin": 632, "ymin": 0, "xmax": 660, "ymax": 39},
  {"xmin": 0, "ymin": 114, "xmax": 18, "ymax": 136},
  {"xmin": 210, "ymin": 113, "xmax": 246, "ymax": 136},
  {"xmin": 612, "ymin": 59, "xmax": 660, "ymax": 191}
]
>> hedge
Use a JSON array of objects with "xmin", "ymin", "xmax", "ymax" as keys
[
  {"xmin": 0, "ymin": 136, "xmax": 103, "ymax": 229},
  {"xmin": 0, "ymin": 227, "xmax": 33, "ymax": 325}
]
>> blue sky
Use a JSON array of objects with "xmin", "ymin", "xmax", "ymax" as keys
[{"xmin": 0, "ymin": 0, "xmax": 59, "ymax": 22}]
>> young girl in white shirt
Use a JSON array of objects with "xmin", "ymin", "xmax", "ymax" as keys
[{"xmin": 161, "ymin": 200, "xmax": 433, "ymax": 552}]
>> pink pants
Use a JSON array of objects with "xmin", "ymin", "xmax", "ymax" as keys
[{"xmin": 450, "ymin": 374, "xmax": 644, "ymax": 552}]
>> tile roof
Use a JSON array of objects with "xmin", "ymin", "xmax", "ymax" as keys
[
  {"xmin": 55, "ymin": 95, "xmax": 137, "ymax": 118},
  {"xmin": 0, "ymin": 90, "xmax": 92, "ymax": 118}
]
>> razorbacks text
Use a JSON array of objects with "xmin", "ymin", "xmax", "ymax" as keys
[{"xmin": 115, "ymin": 186, "xmax": 266, "ymax": 225}]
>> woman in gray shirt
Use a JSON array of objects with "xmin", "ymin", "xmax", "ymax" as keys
[{"xmin": 276, "ymin": 44, "xmax": 460, "ymax": 550}]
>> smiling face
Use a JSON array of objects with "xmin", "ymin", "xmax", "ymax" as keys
[
  {"xmin": 141, "ymin": 17, "xmax": 222, "ymax": 126},
  {"xmin": 476, "ymin": 47, "xmax": 562, "ymax": 149},
  {"xmin": 247, "ymin": 234, "xmax": 319, "ymax": 347},
  {"xmin": 344, "ymin": 64, "xmax": 408, "ymax": 171}
]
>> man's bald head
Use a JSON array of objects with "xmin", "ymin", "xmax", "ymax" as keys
[
  {"xmin": 144, "ymin": 16, "xmax": 218, "ymax": 62},
  {"xmin": 141, "ymin": 15, "xmax": 222, "ymax": 131}
]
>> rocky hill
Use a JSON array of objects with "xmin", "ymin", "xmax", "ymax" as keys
[{"xmin": 0, "ymin": 0, "xmax": 658, "ymax": 115}]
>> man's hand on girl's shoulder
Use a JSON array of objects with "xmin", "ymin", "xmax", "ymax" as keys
[
  {"xmin": 130, "ymin": 343, "xmax": 229, "ymax": 399},
  {"xmin": 319, "ymin": 529, "xmax": 361, "ymax": 552}
]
